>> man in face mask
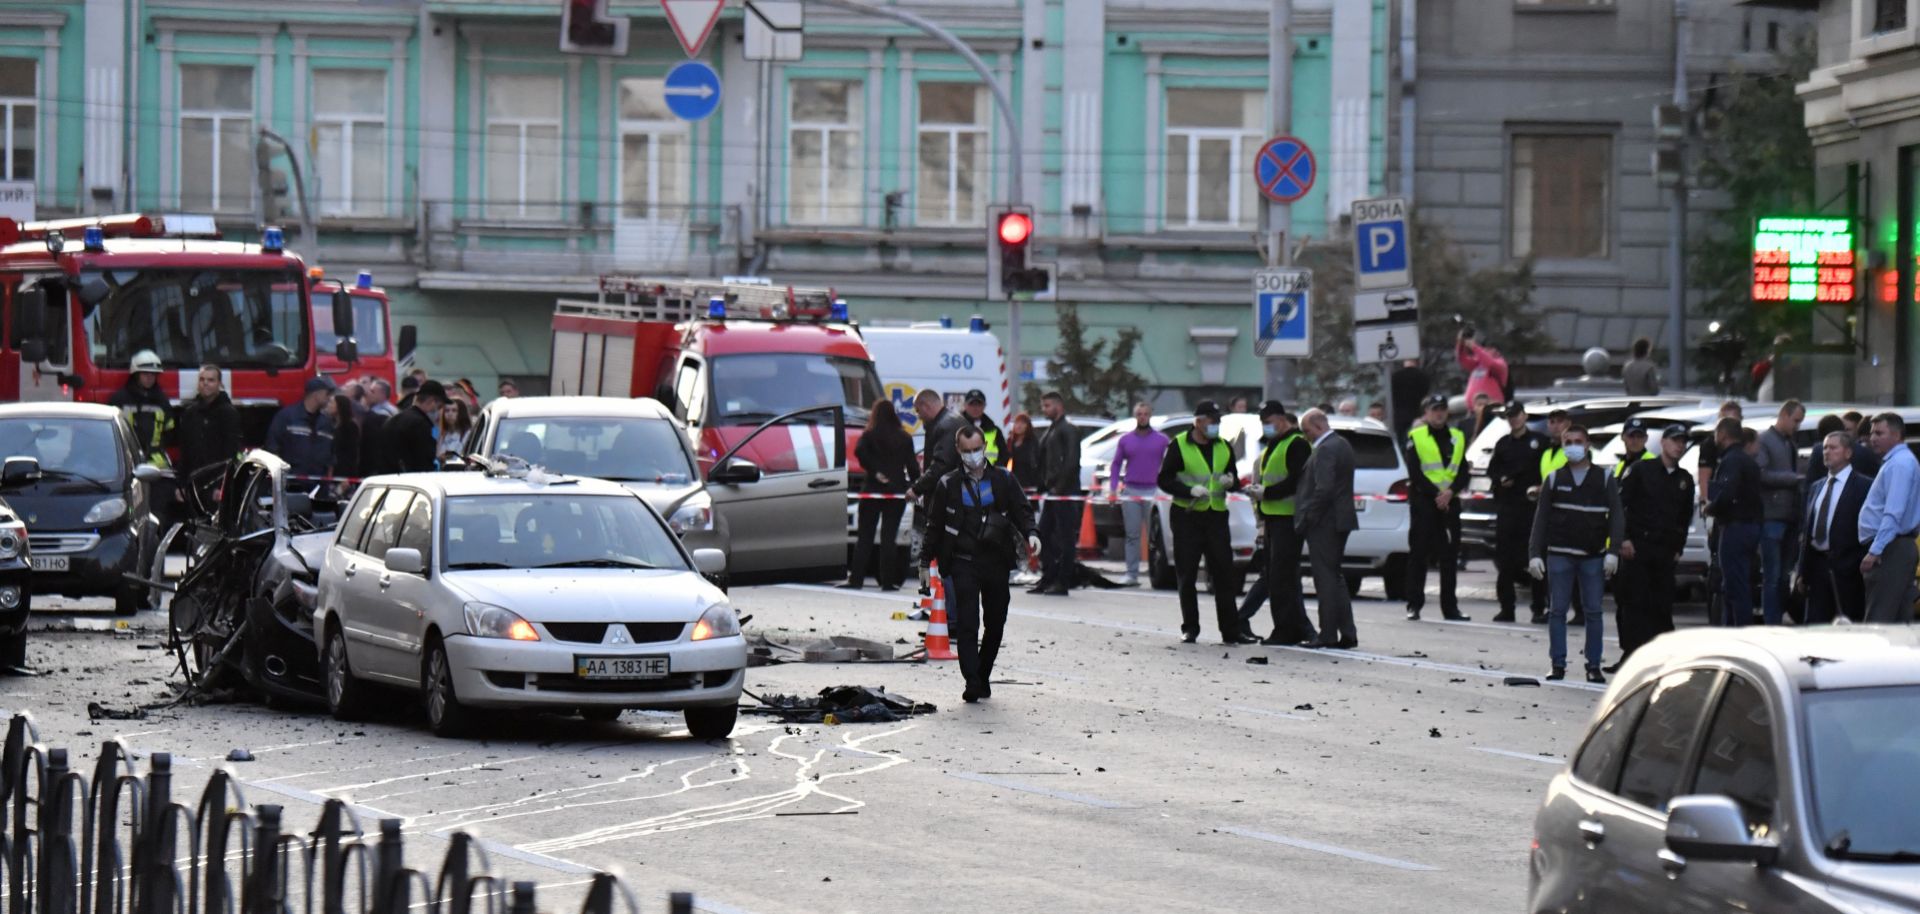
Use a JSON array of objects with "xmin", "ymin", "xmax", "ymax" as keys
[
  {"xmin": 1244, "ymin": 402, "xmax": 1316, "ymax": 645},
  {"xmin": 921, "ymin": 427, "xmax": 1041, "ymax": 703},
  {"xmin": 1157, "ymin": 401, "xmax": 1250, "ymax": 644},
  {"xmin": 1528, "ymin": 425, "xmax": 1624, "ymax": 684}
]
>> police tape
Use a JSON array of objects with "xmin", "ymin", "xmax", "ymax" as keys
[{"xmin": 844, "ymin": 491, "xmax": 1503, "ymax": 503}]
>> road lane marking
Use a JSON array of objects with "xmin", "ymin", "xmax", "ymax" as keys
[
  {"xmin": 1472, "ymin": 747, "xmax": 1563, "ymax": 766},
  {"xmin": 1225, "ymin": 705, "xmax": 1313, "ymax": 722},
  {"xmin": 1217, "ymin": 825, "xmax": 1440, "ymax": 871},
  {"xmin": 947, "ymin": 772, "xmax": 1130, "ymax": 809}
]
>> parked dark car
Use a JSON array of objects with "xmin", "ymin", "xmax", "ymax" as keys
[{"xmin": 0, "ymin": 403, "xmax": 160, "ymax": 615}]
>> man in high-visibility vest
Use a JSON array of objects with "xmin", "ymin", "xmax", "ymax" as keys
[
  {"xmin": 962, "ymin": 388, "xmax": 1007, "ymax": 466},
  {"xmin": 1156, "ymin": 400, "xmax": 1252, "ymax": 644},
  {"xmin": 1404, "ymin": 394, "xmax": 1471, "ymax": 622},
  {"xmin": 1536, "ymin": 408, "xmax": 1571, "ymax": 488},
  {"xmin": 1250, "ymin": 401, "xmax": 1316, "ymax": 645},
  {"xmin": 1613, "ymin": 418, "xmax": 1656, "ymax": 479}
]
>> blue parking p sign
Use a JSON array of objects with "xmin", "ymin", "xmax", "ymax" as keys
[
  {"xmin": 1351, "ymin": 196, "xmax": 1411, "ymax": 291},
  {"xmin": 1254, "ymin": 268, "xmax": 1311, "ymax": 358}
]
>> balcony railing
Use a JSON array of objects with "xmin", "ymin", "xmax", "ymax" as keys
[{"xmin": 417, "ymin": 200, "xmax": 736, "ymax": 281}]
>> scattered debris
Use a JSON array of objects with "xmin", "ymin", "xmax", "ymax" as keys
[
  {"xmin": 226, "ymin": 748, "xmax": 256, "ymax": 762},
  {"xmin": 1245, "ymin": 656, "xmax": 1269, "ymax": 665},
  {"xmin": 1503, "ymin": 677, "xmax": 1541, "ymax": 687},
  {"xmin": 744, "ymin": 686, "xmax": 936, "ymax": 723},
  {"xmin": 86, "ymin": 702, "xmax": 148, "ymax": 721},
  {"xmin": 800, "ymin": 636, "xmax": 897, "ymax": 663},
  {"xmin": 1428, "ymin": 728, "xmax": 1442, "ymax": 738},
  {"xmin": 1293, "ymin": 703, "xmax": 1314, "ymax": 711}
]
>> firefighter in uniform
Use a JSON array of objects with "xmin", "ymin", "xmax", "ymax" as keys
[
  {"xmin": 961, "ymin": 389, "xmax": 1006, "ymax": 466},
  {"xmin": 1528, "ymin": 424, "xmax": 1624, "ymax": 684},
  {"xmin": 1157, "ymin": 400, "xmax": 1252, "ymax": 644},
  {"xmin": 921, "ymin": 426, "xmax": 1041, "ymax": 703},
  {"xmin": 1488, "ymin": 402, "xmax": 1548, "ymax": 623},
  {"xmin": 1251, "ymin": 402, "xmax": 1316, "ymax": 645},
  {"xmin": 1404, "ymin": 394, "xmax": 1470, "ymax": 622},
  {"xmin": 1612, "ymin": 423, "xmax": 1694, "ymax": 670},
  {"xmin": 110, "ymin": 349, "xmax": 175, "ymax": 467}
]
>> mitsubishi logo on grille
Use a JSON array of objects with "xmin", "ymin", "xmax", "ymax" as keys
[{"xmin": 603, "ymin": 625, "xmax": 632, "ymax": 645}]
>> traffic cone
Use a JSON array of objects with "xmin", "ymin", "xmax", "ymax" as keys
[
  {"xmin": 1076, "ymin": 500, "xmax": 1099, "ymax": 559},
  {"xmin": 923, "ymin": 561, "xmax": 957, "ymax": 661}
]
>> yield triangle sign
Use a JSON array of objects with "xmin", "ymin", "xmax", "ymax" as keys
[{"xmin": 661, "ymin": 0, "xmax": 724, "ymax": 58}]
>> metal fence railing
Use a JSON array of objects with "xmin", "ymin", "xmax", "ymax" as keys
[{"xmin": 0, "ymin": 714, "xmax": 693, "ymax": 914}]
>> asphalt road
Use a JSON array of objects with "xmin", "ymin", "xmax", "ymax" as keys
[{"xmin": 7, "ymin": 569, "xmax": 1672, "ymax": 914}]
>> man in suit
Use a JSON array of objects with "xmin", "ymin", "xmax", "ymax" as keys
[
  {"xmin": 1797, "ymin": 430, "xmax": 1873, "ymax": 624},
  {"xmin": 1293, "ymin": 409, "xmax": 1359, "ymax": 649}
]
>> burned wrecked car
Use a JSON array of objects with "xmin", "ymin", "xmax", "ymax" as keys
[{"xmin": 164, "ymin": 450, "xmax": 340, "ymax": 705}]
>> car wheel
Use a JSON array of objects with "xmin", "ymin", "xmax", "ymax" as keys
[
  {"xmin": 324, "ymin": 626, "xmax": 374, "ymax": 721},
  {"xmin": 1345, "ymin": 574, "xmax": 1366, "ymax": 599},
  {"xmin": 579, "ymin": 707, "xmax": 622, "ymax": 723},
  {"xmin": 1382, "ymin": 555, "xmax": 1409, "ymax": 602},
  {"xmin": 424, "ymin": 640, "xmax": 475, "ymax": 738},
  {"xmin": 684, "ymin": 704, "xmax": 738, "ymax": 740},
  {"xmin": 1147, "ymin": 512, "xmax": 1178, "ymax": 591}
]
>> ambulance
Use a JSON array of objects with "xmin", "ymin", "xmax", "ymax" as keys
[{"xmin": 860, "ymin": 316, "xmax": 1014, "ymax": 448}]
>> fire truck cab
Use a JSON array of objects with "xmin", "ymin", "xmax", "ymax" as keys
[
  {"xmin": 313, "ymin": 269, "xmax": 414, "ymax": 391},
  {"xmin": 550, "ymin": 277, "xmax": 883, "ymax": 580},
  {"xmin": 0, "ymin": 214, "xmax": 358, "ymax": 447}
]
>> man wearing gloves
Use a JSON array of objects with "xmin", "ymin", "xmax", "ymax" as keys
[
  {"xmin": 921, "ymin": 426, "xmax": 1042, "ymax": 703},
  {"xmin": 1158, "ymin": 400, "xmax": 1252, "ymax": 644},
  {"xmin": 1528, "ymin": 425, "xmax": 1625, "ymax": 684}
]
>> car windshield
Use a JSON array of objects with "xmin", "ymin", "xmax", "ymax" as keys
[
  {"xmin": 313, "ymin": 293, "xmax": 388, "ymax": 356},
  {"xmin": 1804, "ymin": 685, "xmax": 1920, "ymax": 860},
  {"xmin": 493, "ymin": 416, "xmax": 694, "ymax": 483},
  {"xmin": 708, "ymin": 353, "xmax": 884, "ymax": 425},
  {"xmin": 80, "ymin": 268, "xmax": 310, "ymax": 369},
  {"xmin": 442, "ymin": 494, "xmax": 688, "ymax": 571},
  {"xmin": 0, "ymin": 418, "xmax": 122, "ymax": 483}
]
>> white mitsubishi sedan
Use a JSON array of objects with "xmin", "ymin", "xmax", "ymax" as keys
[{"xmin": 314, "ymin": 464, "xmax": 746, "ymax": 738}]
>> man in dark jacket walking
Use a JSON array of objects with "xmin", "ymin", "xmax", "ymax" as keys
[
  {"xmin": 379, "ymin": 380, "xmax": 446, "ymax": 474},
  {"xmin": 264, "ymin": 377, "xmax": 338, "ymax": 478},
  {"xmin": 1706, "ymin": 416, "xmax": 1765, "ymax": 626},
  {"xmin": 1030, "ymin": 391, "xmax": 1083, "ymax": 596},
  {"xmin": 922, "ymin": 426, "xmax": 1041, "ymax": 702},
  {"xmin": 177, "ymin": 364, "xmax": 241, "ymax": 501},
  {"xmin": 1488, "ymin": 402, "xmax": 1548, "ymax": 622}
]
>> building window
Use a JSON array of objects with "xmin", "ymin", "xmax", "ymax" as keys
[
  {"xmin": 1511, "ymin": 134, "xmax": 1612, "ymax": 260},
  {"xmin": 788, "ymin": 80, "xmax": 862, "ymax": 226},
  {"xmin": 916, "ymin": 82, "xmax": 988, "ymax": 226},
  {"xmin": 1164, "ymin": 88, "xmax": 1263, "ymax": 229},
  {"xmin": 313, "ymin": 69, "xmax": 388, "ymax": 217},
  {"xmin": 484, "ymin": 74, "xmax": 563, "ymax": 221},
  {"xmin": 1873, "ymin": 0, "xmax": 1908, "ymax": 33},
  {"xmin": 179, "ymin": 64, "xmax": 255, "ymax": 212},
  {"xmin": 0, "ymin": 58, "xmax": 33, "ymax": 182},
  {"xmin": 617, "ymin": 78, "xmax": 690, "ymax": 219}
]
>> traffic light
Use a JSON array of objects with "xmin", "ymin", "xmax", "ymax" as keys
[
  {"xmin": 986, "ymin": 205, "xmax": 1052, "ymax": 299},
  {"xmin": 560, "ymin": 0, "xmax": 629, "ymax": 56}
]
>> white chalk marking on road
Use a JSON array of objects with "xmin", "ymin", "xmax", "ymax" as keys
[
  {"xmin": 948, "ymin": 772, "xmax": 1131, "ymax": 809},
  {"xmin": 317, "ymin": 754, "xmax": 543, "ymax": 793},
  {"xmin": 1472, "ymin": 747, "xmax": 1563, "ymax": 766},
  {"xmin": 1226, "ymin": 705, "xmax": 1313, "ymax": 722},
  {"xmin": 1217, "ymin": 825, "xmax": 1440, "ymax": 872},
  {"xmin": 251, "ymin": 735, "xmax": 369, "ymax": 754},
  {"xmin": 465, "ymin": 835, "xmax": 597, "ymax": 875},
  {"xmin": 254, "ymin": 751, "xmax": 468, "ymax": 784}
]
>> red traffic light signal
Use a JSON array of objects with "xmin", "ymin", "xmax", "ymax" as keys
[{"xmin": 997, "ymin": 212, "xmax": 1033, "ymax": 246}]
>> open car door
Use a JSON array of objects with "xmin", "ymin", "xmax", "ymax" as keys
[{"xmin": 706, "ymin": 406, "xmax": 846, "ymax": 579}]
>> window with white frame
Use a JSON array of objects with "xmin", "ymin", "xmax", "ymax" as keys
[
  {"xmin": 0, "ymin": 58, "xmax": 34, "ymax": 183},
  {"xmin": 616, "ymin": 78, "xmax": 690, "ymax": 220},
  {"xmin": 1872, "ymin": 0, "xmax": 1908, "ymax": 32},
  {"xmin": 1164, "ymin": 88, "xmax": 1264, "ymax": 229},
  {"xmin": 179, "ymin": 64, "xmax": 255, "ymax": 212},
  {"xmin": 916, "ymin": 83, "xmax": 988, "ymax": 226},
  {"xmin": 313, "ymin": 69, "xmax": 388, "ymax": 217},
  {"xmin": 788, "ymin": 80, "xmax": 863, "ymax": 226},
  {"xmin": 1510, "ymin": 133, "xmax": 1611, "ymax": 260},
  {"xmin": 484, "ymin": 74, "xmax": 563, "ymax": 220}
]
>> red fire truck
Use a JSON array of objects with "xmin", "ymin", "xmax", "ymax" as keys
[
  {"xmin": 313, "ymin": 268, "xmax": 414, "ymax": 391},
  {"xmin": 549, "ymin": 277, "xmax": 884, "ymax": 577},
  {"xmin": 0, "ymin": 213, "xmax": 357, "ymax": 445}
]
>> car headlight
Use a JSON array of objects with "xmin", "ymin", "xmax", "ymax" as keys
[
  {"xmin": 669, "ymin": 501, "xmax": 715, "ymax": 535},
  {"xmin": 463, "ymin": 602, "xmax": 540, "ymax": 641},
  {"xmin": 83, "ymin": 497, "xmax": 127, "ymax": 526},
  {"xmin": 0, "ymin": 526, "xmax": 21, "ymax": 561},
  {"xmin": 690, "ymin": 603, "xmax": 740, "ymax": 641}
]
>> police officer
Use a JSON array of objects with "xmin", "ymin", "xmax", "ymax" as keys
[
  {"xmin": 1157, "ymin": 400, "xmax": 1251, "ymax": 644},
  {"xmin": 921, "ymin": 426, "xmax": 1041, "ymax": 703},
  {"xmin": 110, "ymin": 349, "xmax": 175, "ymax": 468},
  {"xmin": 1528, "ymin": 424, "xmax": 1624, "ymax": 684},
  {"xmin": 264, "ymin": 377, "xmax": 339, "ymax": 479},
  {"xmin": 1612, "ymin": 424, "xmax": 1695, "ymax": 670},
  {"xmin": 1250, "ymin": 402, "xmax": 1316, "ymax": 645},
  {"xmin": 1487, "ymin": 402, "xmax": 1547, "ymax": 623},
  {"xmin": 1404, "ymin": 394, "xmax": 1470, "ymax": 622},
  {"xmin": 1614, "ymin": 419, "xmax": 1656, "ymax": 479},
  {"xmin": 1537, "ymin": 408, "xmax": 1571, "ymax": 487},
  {"xmin": 960, "ymin": 389, "xmax": 1006, "ymax": 466}
]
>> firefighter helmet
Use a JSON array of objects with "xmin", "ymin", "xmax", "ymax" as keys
[{"xmin": 130, "ymin": 350, "xmax": 163, "ymax": 373}]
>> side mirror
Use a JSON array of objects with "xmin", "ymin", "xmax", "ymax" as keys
[
  {"xmin": 691, "ymin": 548, "xmax": 727, "ymax": 576},
  {"xmin": 384, "ymin": 547, "xmax": 425, "ymax": 576},
  {"xmin": 19, "ymin": 339, "xmax": 46, "ymax": 365},
  {"xmin": 397, "ymin": 324, "xmax": 418, "ymax": 361},
  {"xmin": 1, "ymin": 457, "xmax": 42, "ymax": 488},
  {"xmin": 132, "ymin": 464, "xmax": 175, "ymax": 484},
  {"xmin": 335, "ymin": 339, "xmax": 358, "ymax": 364},
  {"xmin": 708, "ymin": 459, "xmax": 761, "ymax": 486},
  {"xmin": 1664, "ymin": 795, "xmax": 1779, "ymax": 866},
  {"xmin": 331, "ymin": 290, "xmax": 356, "ymax": 341}
]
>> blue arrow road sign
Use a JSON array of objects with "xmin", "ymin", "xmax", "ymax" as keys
[
  {"xmin": 664, "ymin": 61, "xmax": 722, "ymax": 121},
  {"xmin": 1254, "ymin": 268, "xmax": 1312, "ymax": 357},
  {"xmin": 1351, "ymin": 196, "xmax": 1412, "ymax": 291},
  {"xmin": 1254, "ymin": 136, "xmax": 1315, "ymax": 204}
]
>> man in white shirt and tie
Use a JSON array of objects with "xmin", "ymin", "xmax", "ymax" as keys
[{"xmin": 1798, "ymin": 430, "xmax": 1874, "ymax": 624}]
